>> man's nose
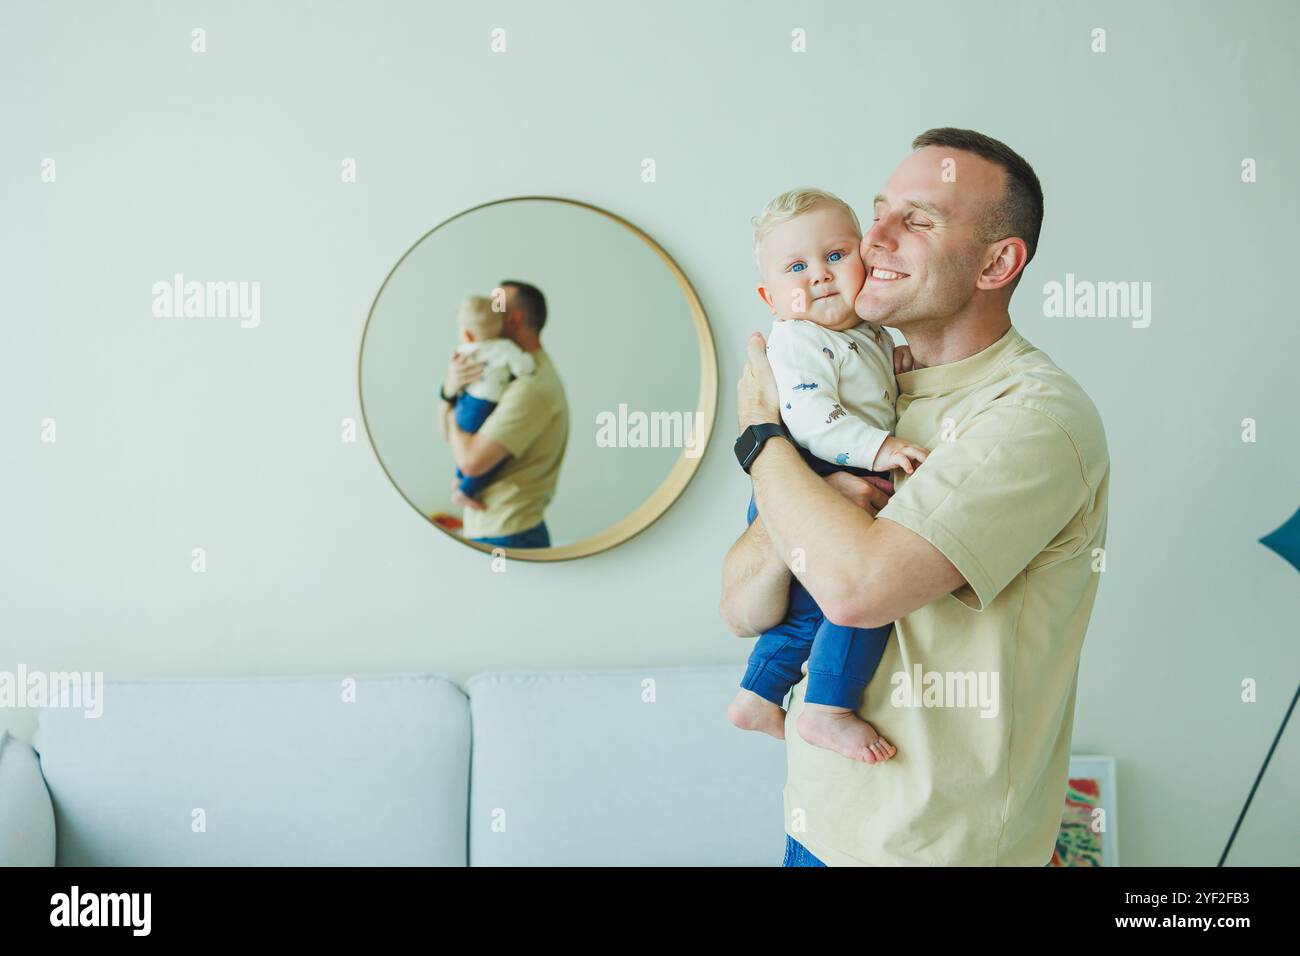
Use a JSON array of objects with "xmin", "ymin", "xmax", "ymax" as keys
[{"xmin": 863, "ymin": 220, "xmax": 898, "ymax": 254}]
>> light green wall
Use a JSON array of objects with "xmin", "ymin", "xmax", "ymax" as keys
[{"xmin": 1, "ymin": 0, "xmax": 1295, "ymax": 866}]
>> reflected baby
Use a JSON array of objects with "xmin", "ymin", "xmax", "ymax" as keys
[{"xmin": 446, "ymin": 295, "xmax": 537, "ymax": 502}]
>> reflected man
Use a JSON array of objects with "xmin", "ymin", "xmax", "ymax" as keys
[{"xmin": 439, "ymin": 280, "xmax": 569, "ymax": 548}]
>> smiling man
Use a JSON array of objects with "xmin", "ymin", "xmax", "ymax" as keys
[{"xmin": 721, "ymin": 128, "xmax": 1110, "ymax": 866}]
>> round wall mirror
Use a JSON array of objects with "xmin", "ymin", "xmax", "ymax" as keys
[{"xmin": 359, "ymin": 196, "xmax": 717, "ymax": 561}]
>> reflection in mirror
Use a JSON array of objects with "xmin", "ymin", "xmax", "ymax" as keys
[{"xmin": 359, "ymin": 197, "xmax": 716, "ymax": 561}]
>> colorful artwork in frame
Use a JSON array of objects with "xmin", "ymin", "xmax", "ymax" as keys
[{"xmin": 1050, "ymin": 755, "xmax": 1119, "ymax": 866}]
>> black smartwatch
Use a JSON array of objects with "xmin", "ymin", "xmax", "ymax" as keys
[
  {"xmin": 734, "ymin": 422, "xmax": 791, "ymax": 475},
  {"xmin": 439, "ymin": 385, "xmax": 456, "ymax": 404}
]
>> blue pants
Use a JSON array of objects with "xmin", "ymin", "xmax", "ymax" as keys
[
  {"xmin": 783, "ymin": 835, "xmax": 827, "ymax": 867},
  {"xmin": 470, "ymin": 521, "xmax": 551, "ymax": 549},
  {"xmin": 741, "ymin": 483, "xmax": 893, "ymax": 710},
  {"xmin": 782, "ymin": 834, "xmax": 1054, "ymax": 866},
  {"xmin": 453, "ymin": 393, "xmax": 510, "ymax": 497}
]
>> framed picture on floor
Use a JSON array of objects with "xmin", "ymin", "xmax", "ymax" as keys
[{"xmin": 1051, "ymin": 755, "xmax": 1119, "ymax": 866}]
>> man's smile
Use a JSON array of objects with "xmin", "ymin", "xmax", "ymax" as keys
[{"xmin": 866, "ymin": 266, "xmax": 910, "ymax": 281}]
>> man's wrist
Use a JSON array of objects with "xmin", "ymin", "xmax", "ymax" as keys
[
  {"xmin": 748, "ymin": 427, "xmax": 794, "ymax": 475},
  {"xmin": 736, "ymin": 417, "xmax": 788, "ymax": 475}
]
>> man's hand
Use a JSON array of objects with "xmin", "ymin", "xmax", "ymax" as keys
[
  {"xmin": 871, "ymin": 435, "xmax": 930, "ymax": 475},
  {"xmin": 893, "ymin": 344, "xmax": 915, "ymax": 374},
  {"xmin": 736, "ymin": 332, "xmax": 782, "ymax": 431},
  {"xmin": 823, "ymin": 471, "xmax": 894, "ymax": 517},
  {"xmin": 444, "ymin": 350, "xmax": 485, "ymax": 400}
]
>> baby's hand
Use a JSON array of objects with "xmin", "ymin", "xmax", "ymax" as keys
[
  {"xmin": 871, "ymin": 435, "xmax": 930, "ymax": 475},
  {"xmin": 450, "ymin": 479, "xmax": 485, "ymax": 511},
  {"xmin": 893, "ymin": 345, "xmax": 916, "ymax": 374}
]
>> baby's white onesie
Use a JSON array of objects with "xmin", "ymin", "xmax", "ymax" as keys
[
  {"xmin": 766, "ymin": 318, "xmax": 899, "ymax": 471},
  {"xmin": 454, "ymin": 339, "xmax": 536, "ymax": 402}
]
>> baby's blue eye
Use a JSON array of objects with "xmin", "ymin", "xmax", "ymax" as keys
[
  {"xmin": 828, "ymin": 251, "xmax": 844, "ymax": 262},
  {"xmin": 790, "ymin": 262, "xmax": 806, "ymax": 273}
]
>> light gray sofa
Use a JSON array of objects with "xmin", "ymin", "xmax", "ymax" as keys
[{"xmin": 0, "ymin": 666, "xmax": 786, "ymax": 866}]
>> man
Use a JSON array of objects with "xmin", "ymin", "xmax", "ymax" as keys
[
  {"xmin": 440, "ymin": 280, "xmax": 569, "ymax": 549},
  {"xmin": 722, "ymin": 129, "xmax": 1109, "ymax": 866}
]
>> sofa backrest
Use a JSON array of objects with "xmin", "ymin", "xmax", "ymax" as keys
[
  {"xmin": 29, "ymin": 666, "xmax": 788, "ymax": 866},
  {"xmin": 32, "ymin": 675, "xmax": 469, "ymax": 866},
  {"xmin": 466, "ymin": 666, "xmax": 786, "ymax": 865}
]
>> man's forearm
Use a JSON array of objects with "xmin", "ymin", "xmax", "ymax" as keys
[
  {"xmin": 749, "ymin": 436, "xmax": 876, "ymax": 623},
  {"xmin": 720, "ymin": 513, "xmax": 792, "ymax": 637},
  {"xmin": 441, "ymin": 403, "xmax": 476, "ymax": 472}
]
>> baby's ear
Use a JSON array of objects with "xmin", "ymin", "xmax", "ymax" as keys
[{"xmin": 756, "ymin": 283, "xmax": 775, "ymax": 313}]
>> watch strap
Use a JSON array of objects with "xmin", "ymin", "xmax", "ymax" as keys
[{"xmin": 738, "ymin": 422, "xmax": 790, "ymax": 474}]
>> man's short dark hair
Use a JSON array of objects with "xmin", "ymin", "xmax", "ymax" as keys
[
  {"xmin": 911, "ymin": 128, "xmax": 1044, "ymax": 274},
  {"xmin": 500, "ymin": 280, "xmax": 547, "ymax": 333}
]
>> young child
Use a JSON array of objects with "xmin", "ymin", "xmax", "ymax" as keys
[
  {"xmin": 448, "ymin": 295, "xmax": 537, "ymax": 500},
  {"xmin": 727, "ymin": 188, "xmax": 929, "ymax": 764}
]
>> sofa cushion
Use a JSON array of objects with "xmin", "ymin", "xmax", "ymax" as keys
[
  {"xmin": 466, "ymin": 666, "xmax": 787, "ymax": 865},
  {"xmin": 32, "ymin": 675, "xmax": 469, "ymax": 866}
]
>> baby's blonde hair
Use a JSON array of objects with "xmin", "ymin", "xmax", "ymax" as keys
[
  {"xmin": 456, "ymin": 295, "xmax": 504, "ymax": 339},
  {"xmin": 751, "ymin": 187, "xmax": 862, "ymax": 272}
]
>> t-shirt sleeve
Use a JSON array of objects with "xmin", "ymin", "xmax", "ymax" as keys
[
  {"xmin": 877, "ymin": 403, "xmax": 1088, "ymax": 611},
  {"xmin": 478, "ymin": 379, "xmax": 555, "ymax": 458}
]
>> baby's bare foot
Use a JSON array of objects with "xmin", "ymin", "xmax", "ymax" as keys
[
  {"xmin": 796, "ymin": 703, "xmax": 896, "ymax": 763},
  {"xmin": 728, "ymin": 689, "xmax": 786, "ymax": 740}
]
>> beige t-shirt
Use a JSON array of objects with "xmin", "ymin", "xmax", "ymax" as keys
[
  {"xmin": 782, "ymin": 325, "xmax": 1109, "ymax": 866},
  {"xmin": 461, "ymin": 348, "xmax": 569, "ymax": 539}
]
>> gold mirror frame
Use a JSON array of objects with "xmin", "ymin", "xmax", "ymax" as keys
[{"xmin": 358, "ymin": 195, "xmax": 718, "ymax": 563}]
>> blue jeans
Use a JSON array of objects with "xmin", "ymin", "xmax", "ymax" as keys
[
  {"xmin": 453, "ymin": 393, "xmax": 510, "ymax": 497},
  {"xmin": 783, "ymin": 835, "xmax": 826, "ymax": 867},
  {"xmin": 470, "ymin": 521, "xmax": 551, "ymax": 549},
  {"xmin": 782, "ymin": 834, "xmax": 1053, "ymax": 866}
]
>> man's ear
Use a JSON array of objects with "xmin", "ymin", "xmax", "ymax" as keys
[{"xmin": 976, "ymin": 238, "xmax": 1028, "ymax": 292}]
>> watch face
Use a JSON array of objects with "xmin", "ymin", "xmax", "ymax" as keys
[
  {"xmin": 738, "ymin": 431, "xmax": 759, "ymax": 468},
  {"xmin": 735, "ymin": 431, "xmax": 756, "ymax": 467}
]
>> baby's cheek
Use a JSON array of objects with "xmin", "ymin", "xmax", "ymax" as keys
[{"xmin": 853, "ymin": 253, "xmax": 869, "ymax": 286}]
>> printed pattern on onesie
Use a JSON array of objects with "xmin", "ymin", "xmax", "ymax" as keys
[{"xmin": 766, "ymin": 319, "xmax": 897, "ymax": 471}]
